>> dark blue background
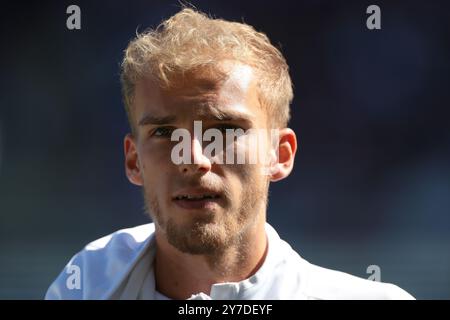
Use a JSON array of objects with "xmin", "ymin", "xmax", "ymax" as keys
[{"xmin": 0, "ymin": 0, "xmax": 449, "ymax": 299}]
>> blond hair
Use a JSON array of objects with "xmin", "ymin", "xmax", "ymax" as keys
[{"xmin": 120, "ymin": 8, "xmax": 293, "ymax": 131}]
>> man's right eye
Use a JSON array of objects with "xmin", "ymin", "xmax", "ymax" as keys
[{"xmin": 151, "ymin": 127, "xmax": 174, "ymax": 137}]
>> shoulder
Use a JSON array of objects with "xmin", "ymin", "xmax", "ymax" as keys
[
  {"xmin": 266, "ymin": 225, "xmax": 414, "ymax": 300},
  {"xmin": 45, "ymin": 223, "xmax": 155, "ymax": 300},
  {"xmin": 300, "ymin": 260, "xmax": 415, "ymax": 300}
]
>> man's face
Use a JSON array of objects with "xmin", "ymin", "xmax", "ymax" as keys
[{"xmin": 126, "ymin": 62, "xmax": 274, "ymax": 255}]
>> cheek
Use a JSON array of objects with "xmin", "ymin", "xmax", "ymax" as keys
[
  {"xmin": 141, "ymin": 168, "xmax": 172, "ymax": 213},
  {"xmin": 233, "ymin": 132, "xmax": 272, "ymax": 167},
  {"xmin": 139, "ymin": 140, "xmax": 175, "ymax": 168},
  {"xmin": 223, "ymin": 163, "xmax": 262, "ymax": 197},
  {"xmin": 139, "ymin": 144, "xmax": 173, "ymax": 189}
]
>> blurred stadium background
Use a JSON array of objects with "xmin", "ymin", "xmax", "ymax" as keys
[{"xmin": 0, "ymin": 0, "xmax": 449, "ymax": 299}]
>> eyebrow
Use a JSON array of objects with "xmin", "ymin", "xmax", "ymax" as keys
[
  {"xmin": 204, "ymin": 109, "xmax": 254, "ymax": 124},
  {"xmin": 138, "ymin": 115, "xmax": 177, "ymax": 126},
  {"xmin": 138, "ymin": 109, "xmax": 254, "ymax": 126}
]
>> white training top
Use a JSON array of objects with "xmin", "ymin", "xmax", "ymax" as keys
[{"xmin": 45, "ymin": 223, "xmax": 414, "ymax": 300}]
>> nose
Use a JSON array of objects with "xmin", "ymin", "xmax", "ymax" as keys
[{"xmin": 178, "ymin": 136, "xmax": 212, "ymax": 175}]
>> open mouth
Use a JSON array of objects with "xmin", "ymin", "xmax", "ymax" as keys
[
  {"xmin": 174, "ymin": 194, "xmax": 220, "ymax": 201},
  {"xmin": 172, "ymin": 190, "xmax": 222, "ymax": 210}
]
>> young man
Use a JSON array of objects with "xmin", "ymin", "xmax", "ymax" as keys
[{"xmin": 46, "ymin": 8, "xmax": 414, "ymax": 300}]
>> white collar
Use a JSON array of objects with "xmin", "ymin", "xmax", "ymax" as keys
[{"xmin": 119, "ymin": 223, "xmax": 291, "ymax": 300}]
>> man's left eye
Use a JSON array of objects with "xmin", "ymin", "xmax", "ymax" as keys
[{"xmin": 215, "ymin": 124, "xmax": 243, "ymax": 133}]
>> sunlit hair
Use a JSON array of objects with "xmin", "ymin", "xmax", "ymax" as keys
[{"xmin": 120, "ymin": 8, "xmax": 293, "ymax": 132}]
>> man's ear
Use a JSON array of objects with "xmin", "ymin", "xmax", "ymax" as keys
[
  {"xmin": 124, "ymin": 133, "xmax": 144, "ymax": 186},
  {"xmin": 268, "ymin": 128, "xmax": 297, "ymax": 182}
]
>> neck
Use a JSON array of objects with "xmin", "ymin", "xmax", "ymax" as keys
[{"xmin": 153, "ymin": 217, "xmax": 268, "ymax": 299}]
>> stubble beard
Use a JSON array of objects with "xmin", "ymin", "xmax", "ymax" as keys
[{"xmin": 143, "ymin": 175, "xmax": 269, "ymax": 257}]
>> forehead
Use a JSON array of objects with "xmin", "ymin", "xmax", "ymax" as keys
[{"xmin": 133, "ymin": 62, "xmax": 264, "ymax": 124}]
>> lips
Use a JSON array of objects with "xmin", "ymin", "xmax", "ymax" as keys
[
  {"xmin": 172, "ymin": 188, "xmax": 222, "ymax": 210},
  {"xmin": 174, "ymin": 194, "xmax": 220, "ymax": 201}
]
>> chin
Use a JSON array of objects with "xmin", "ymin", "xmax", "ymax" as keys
[{"xmin": 166, "ymin": 217, "xmax": 235, "ymax": 254}]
